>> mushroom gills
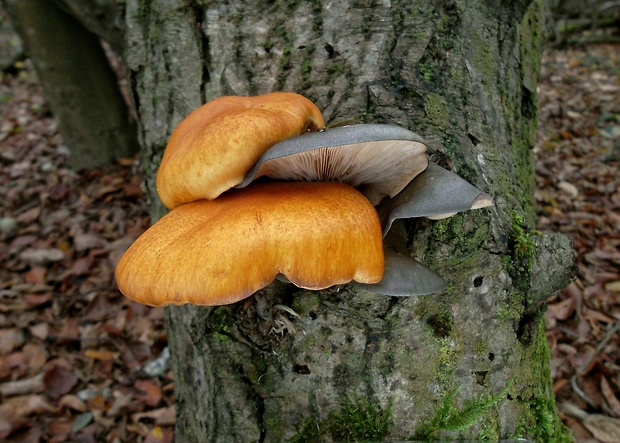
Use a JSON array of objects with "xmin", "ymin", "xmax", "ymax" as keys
[
  {"xmin": 379, "ymin": 162, "xmax": 494, "ymax": 236},
  {"xmin": 238, "ymin": 124, "xmax": 429, "ymax": 205}
]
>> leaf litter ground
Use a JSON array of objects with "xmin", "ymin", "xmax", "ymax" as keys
[
  {"xmin": 537, "ymin": 42, "xmax": 620, "ymax": 442},
  {"xmin": 0, "ymin": 42, "xmax": 619, "ymax": 443}
]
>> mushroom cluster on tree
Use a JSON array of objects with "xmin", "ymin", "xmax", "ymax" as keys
[{"xmin": 115, "ymin": 92, "xmax": 493, "ymax": 307}]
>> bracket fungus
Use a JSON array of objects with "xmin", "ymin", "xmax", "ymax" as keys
[
  {"xmin": 156, "ymin": 92, "xmax": 325, "ymax": 209},
  {"xmin": 378, "ymin": 162, "xmax": 495, "ymax": 236},
  {"xmin": 115, "ymin": 182, "xmax": 384, "ymax": 306},
  {"xmin": 238, "ymin": 124, "xmax": 428, "ymax": 205},
  {"xmin": 115, "ymin": 92, "xmax": 495, "ymax": 307}
]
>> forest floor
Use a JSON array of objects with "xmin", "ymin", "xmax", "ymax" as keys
[
  {"xmin": 0, "ymin": 35, "xmax": 619, "ymax": 443},
  {"xmin": 536, "ymin": 42, "xmax": 620, "ymax": 442}
]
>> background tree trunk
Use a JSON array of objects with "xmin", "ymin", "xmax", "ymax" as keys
[
  {"xmin": 3, "ymin": 0, "xmax": 138, "ymax": 170},
  {"xmin": 125, "ymin": 0, "xmax": 574, "ymax": 441}
]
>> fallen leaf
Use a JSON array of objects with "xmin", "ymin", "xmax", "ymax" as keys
[
  {"xmin": 0, "ymin": 352, "xmax": 26, "ymax": 379},
  {"xmin": 43, "ymin": 365, "xmax": 78, "ymax": 400},
  {"xmin": 46, "ymin": 416, "xmax": 73, "ymax": 441},
  {"xmin": 23, "ymin": 267, "xmax": 46, "ymax": 284},
  {"xmin": 131, "ymin": 406, "xmax": 175, "ymax": 425},
  {"xmin": 70, "ymin": 256, "xmax": 93, "ymax": 276},
  {"xmin": 605, "ymin": 281, "xmax": 620, "ymax": 292},
  {"xmin": 23, "ymin": 292, "xmax": 52, "ymax": 306},
  {"xmin": 29, "ymin": 322, "xmax": 48, "ymax": 340},
  {"xmin": 19, "ymin": 248, "xmax": 64, "ymax": 265},
  {"xmin": 72, "ymin": 412, "xmax": 93, "ymax": 433},
  {"xmin": 135, "ymin": 379, "xmax": 162, "ymax": 407},
  {"xmin": 558, "ymin": 180, "xmax": 579, "ymax": 197},
  {"xmin": 143, "ymin": 426, "xmax": 174, "ymax": 443},
  {"xmin": 3, "ymin": 426, "xmax": 43, "ymax": 443},
  {"xmin": 0, "ymin": 373, "xmax": 44, "ymax": 397},
  {"xmin": 58, "ymin": 394, "xmax": 87, "ymax": 412},
  {"xmin": 22, "ymin": 343, "xmax": 48, "ymax": 375},
  {"xmin": 73, "ymin": 233, "xmax": 104, "ymax": 252},
  {"xmin": 601, "ymin": 376, "xmax": 620, "ymax": 418},
  {"xmin": 0, "ymin": 395, "xmax": 57, "ymax": 439},
  {"xmin": 84, "ymin": 349, "xmax": 118, "ymax": 361},
  {"xmin": 15, "ymin": 207, "xmax": 41, "ymax": 224},
  {"xmin": 0, "ymin": 328, "xmax": 25, "ymax": 356},
  {"xmin": 547, "ymin": 297, "xmax": 576, "ymax": 321}
]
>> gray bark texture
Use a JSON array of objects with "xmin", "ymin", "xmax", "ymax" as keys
[
  {"xmin": 124, "ymin": 0, "xmax": 574, "ymax": 441},
  {"xmin": 3, "ymin": 0, "xmax": 138, "ymax": 170}
]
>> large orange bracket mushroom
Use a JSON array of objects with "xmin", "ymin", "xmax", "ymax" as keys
[
  {"xmin": 115, "ymin": 92, "xmax": 494, "ymax": 306},
  {"xmin": 116, "ymin": 182, "xmax": 384, "ymax": 306}
]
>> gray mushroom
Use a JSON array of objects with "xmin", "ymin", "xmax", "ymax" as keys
[
  {"xmin": 238, "ymin": 124, "xmax": 428, "ymax": 205},
  {"xmin": 354, "ymin": 249, "xmax": 446, "ymax": 296},
  {"xmin": 378, "ymin": 162, "xmax": 494, "ymax": 237}
]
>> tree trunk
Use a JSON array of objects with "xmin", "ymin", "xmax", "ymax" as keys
[
  {"xmin": 3, "ymin": 0, "xmax": 138, "ymax": 170},
  {"xmin": 125, "ymin": 0, "xmax": 574, "ymax": 441}
]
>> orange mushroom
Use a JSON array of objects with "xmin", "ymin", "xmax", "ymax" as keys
[
  {"xmin": 115, "ymin": 182, "xmax": 384, "ymax": 306},
  {"xmin": 156, "ymin": 92, "xmax": 325, "ymax": 209}
]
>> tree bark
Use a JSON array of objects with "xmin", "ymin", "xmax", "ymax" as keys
[
  {"xmin": 125, "ymin": 0, "xmax": 574, "ymax": 441},
  {"xmin": 3, "ymin": 0, "xmax": 138, "ymax": 170}
]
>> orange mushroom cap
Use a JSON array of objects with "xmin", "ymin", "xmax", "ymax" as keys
[
  {"xmin": 156, "ymin": 92, "xmax": 325, "ymax": 209},
  {"xmin": 115, "ymin": 182, "xmax": 384, "ymax": 306}
]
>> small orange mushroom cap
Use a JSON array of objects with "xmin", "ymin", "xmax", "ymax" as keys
[
  {"xmin": 156, "ymin": 92, "xmax": 325, "ymax": 209},
  {"xmin": 115, "ymin": 182, "xmax": 384, "ymax": 306}
]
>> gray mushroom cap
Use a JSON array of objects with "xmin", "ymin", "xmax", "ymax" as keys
[
  {"xmin": 354, "ymin": 250, "xmax": 446, "ymax": 296},
  {"xmin": 237, "ymin": 124, "xmax": 428, "ymax": 205},
  {"xmin": 379, "ymin": 162, "xmax": 494, "ymax": 237}
]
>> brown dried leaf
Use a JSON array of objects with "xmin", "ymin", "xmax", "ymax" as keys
[
  {"xmin": 22, "ymin": 343, "xmax": 48, "ymax": 375},
  {"xmin": 605, "ymin": 281, "xmax": 620, "ymax": 292},
  {"xmin": 135, "ymin": 379, "xmax": 162, "ymax": 407},
  {"xmin": 15, "ymin": 207, "xmax": 41, "ymax": 224},
  {"xmin": 0, "ymin": 328, "xmax": 25, "ymax": 356},
  {"xmin": 73, "ymin": 233, "xmax": 104, "ymax": 252},
  {"xmin": 19, "ymin": 248, "xmax": 64, "ymax": 265},
  {"xmin": 3, "ymin": 426, "xmax": 43, "ymax": 443},
  {"xmin": 29, "ymin": 322, "xmax": 48, "ymax": 340},
  {"xmin": 43, "ymin": 365, "xmax": 78, "ymax": 400},
  {"xmin": 0, "ymin": 373, "xmax": 44, "ymax": 397},
  {"xmin": 23, "ymin": 292, "xmax": 52, "ymax": 306},
  {"xmin": 84, "ymin": 349, "xmax": 118, "ymax": 362},
  {"xmin": 0, "ymin": 395, "xmax": 57, "ymax": 439},
  {"xmin": 582, "ymin": 414, "xmax": 620, "ymax": 443},
  {"xmin": 70, "ymin": 256, "xmax": 93, "ymax": 276},
  {"xmin": 131, "ymin": 406, "xmax": 175, "ymax": 425},
  {"xmin": 57, "ymin": 394, "xmax": 87, "ymax": 412},
  {"xmin": 143, "ymin": 426, "xmax": 174, "ymax": 443},
  {"xmin": 548, "ymin": 297, "xmax": 576, "ymax": 321},
  {"xmin": 0, "ymin": 352, "xmax": 26, "ymax": 379},
  {"xmin": 23, "ymin": 267, "xmax": 46, "ymax": 284},
  {"xmin": 601, "ymin": 376, "xmax": 620, "ymax": 418}
]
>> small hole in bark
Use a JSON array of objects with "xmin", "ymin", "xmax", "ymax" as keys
[
  {"xmin": 468, "ymin": 132, "xmax": 480, "ymax": 146},
  {"xmin": 488, "ymin": 352, "xmax": 495, "ymax": 361},
  {"xmin": 475, "ymin": 370, "xmax": 488, "ymax": 386},
  {"xmin": 309, "ymin": 311, "xmax": 317, "ymax": 320},
  {"xmin": 324, "ymin": 43, "xmax": 335, "ymax": 57},
  {"xmin": 293, "ymin": 364, "xmax": 311, "ymax": 374},
  {"xmin": 474, "ymin": 276, "xmax": 484, "ymax": 287}
]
